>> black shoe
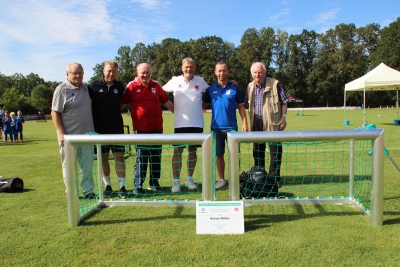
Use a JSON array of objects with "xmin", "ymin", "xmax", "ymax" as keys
[
  {"xmin": 84, "ymin": 192, "xmax": 97, "ymax": 199},
  {"xmin": 133, "ymin": 188, "xmax": 146, "ymax": 195},
  {"xmin": 103, "ymin": 185, "xmax": 113, "ymax": 197},
  {"xmin": 119, "ymin": 186, "xmax": 128, "ymax": 199},
  {"xmin": 149, "ymin": 180, "xmax": 164, "ymax": 192}
]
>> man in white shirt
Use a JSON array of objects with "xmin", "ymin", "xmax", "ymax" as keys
[{"xmin": 163, "ymin": 57, "xmax": 209, "ymax": 193}]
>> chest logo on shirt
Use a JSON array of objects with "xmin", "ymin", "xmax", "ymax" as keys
[
  {"xmin": 195, "ymin": 85, "xmax": 199, "ymax": 90},
  {"xmin": 226, "ymin": 89, "xmax": 231, "ymax": 95},
  {"xmin": 113, "ymin": 89, "xmax": 118, "ymax": 94},
  {"xmin": 151, "ymin": 88, "xmax": 156, "ymax": 93},
  {"xmin": 99, "ymin": 89, "xmax": 103, "ymax": 93}
]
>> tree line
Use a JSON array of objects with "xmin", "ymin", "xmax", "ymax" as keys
[{"xmin": 1, "ymin": 17, "xmax": 399, "ymax": 114}]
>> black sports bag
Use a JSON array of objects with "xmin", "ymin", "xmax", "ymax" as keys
[{"xmin": 0, "ymin": 177, "xmax": 24, "ymax": 192}]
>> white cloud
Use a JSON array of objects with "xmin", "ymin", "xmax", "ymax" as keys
[
  {"xmin": 270, "ymin": 8, "xmax": 292, "ymax": 21},
  {"xmin": 269, "ymin": 8, "xmax": 292, "ymax": 25},
  {"xmin": 311, "ymin": 8, "xmax": 341, "ymax": 25},
  {"xmin": 0, "ymin": 0, "xmax": 114, "ymax": 46},
  {"xmin": 130, "ymin": 0, "xmax": 170, "ymax": 11}
]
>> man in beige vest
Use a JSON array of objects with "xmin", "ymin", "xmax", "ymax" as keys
[{"xmin": 244, "ymin": 62, "xmax": 288, "ymax": 186}]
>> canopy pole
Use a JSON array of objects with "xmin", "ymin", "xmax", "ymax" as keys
[
  {"xmin": 397, "ymin": 90, "xmax": 399, "ymax": 119},
  {"xmin": 362, "ymin": 84, "xmax": 366, "ymax": 128},
  {"xmin": 344, "ymin": 90, "xmax": 346, "ymax": 122}
]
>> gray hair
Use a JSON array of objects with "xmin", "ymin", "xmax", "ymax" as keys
[
  {"xmin": 182, "ymin": 57, "xmax": 196, "ymax": 66},
  {"xmin": 137, "ymin": 62, "xmax": 152, "ymax": 72},
  {"xmin": 66, "ymin": 62, "xmax": 83, "ymax": 73},
  {"xmin": 250, "ymin": 62, "xmax": 266, "ymax": 73}
]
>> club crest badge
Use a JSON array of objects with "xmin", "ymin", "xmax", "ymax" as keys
[
  {"xmin": 195, "ymin": 85, "xmax": 199, "ymax": 90},
  {"xmin": 113, "ymin": 88, "xmax": 118, "ymax": 94},
  {"xmin": 152, "ymin": 88, "xmax": 156, "ymax": 93},
  {"xmin": 226, "ymin": 89, "xmax": 231, "ymax": 95}
]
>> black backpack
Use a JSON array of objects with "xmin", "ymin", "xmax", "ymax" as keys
[
  {"xmin": 239, "ymin": 167, "xmax": 278, "ymax": 198},
  {"xmin": 0, "ymin": 177, "xmax": 24, "ymax": 192}
]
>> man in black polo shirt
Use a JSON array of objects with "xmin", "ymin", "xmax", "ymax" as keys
[{"xmin": 89, "ymin": 60, "xmax": 127, "ymax": 198}]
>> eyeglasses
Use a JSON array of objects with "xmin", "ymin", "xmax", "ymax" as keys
[{"xmin": 69, "ymin": 72, "xmax": 84, "ymax": 75}]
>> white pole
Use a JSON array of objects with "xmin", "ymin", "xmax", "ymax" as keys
[
  {"xmin": 344, "ymin": 90, "xmax": 347, "ymax": 122},
  {"xmin": 363, "ymin": 83, "xmax": 366, "ymax": 128},
  {"xmin": 396, "ymin": 90, "xmax": 399, "ymax": 119}
]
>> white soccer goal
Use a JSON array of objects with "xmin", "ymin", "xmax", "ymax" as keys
[
  {"xmin": 64, "ymin": 133, "xmax": 214, "ymax": 226},
  {"xmin": 227, "ymin": 129, "xmax": 384, "ymax": 226}
]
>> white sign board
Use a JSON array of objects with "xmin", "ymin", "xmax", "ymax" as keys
[{"xmin": 196, "ymin": 201, "xmax": 244, "ymax": 234}]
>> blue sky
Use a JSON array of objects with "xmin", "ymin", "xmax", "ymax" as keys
[{"xmin": 0, "ymin": 0, "xmax": 399, "ymax": 82}]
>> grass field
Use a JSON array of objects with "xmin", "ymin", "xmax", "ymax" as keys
[{"xmin": 1, "ymin": 108, "xmax": 400, "ymax": 266}]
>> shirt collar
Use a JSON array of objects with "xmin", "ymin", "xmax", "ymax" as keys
[
  {"xmin": 102, "ymin": 76, "xmax": 115, "ymax": 86},
  {"xmin": 255, "ymin": 79, "xmax": 266, "ymax": 89}
]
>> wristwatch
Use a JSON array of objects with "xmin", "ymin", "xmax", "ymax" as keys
[{"xmin": 282, "ymin": 114, "xmax": 287, "ymax": 118}]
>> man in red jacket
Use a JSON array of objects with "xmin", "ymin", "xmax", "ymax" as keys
[{"xmin": 122, "ymin": 63, "xmax": 174, "ymax": 194}]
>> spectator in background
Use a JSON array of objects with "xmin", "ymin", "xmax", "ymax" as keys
[
  {"xmin": 2, "ymin": 110, "xmax": 12, "ymax": 142},
  {"xmin": 244, "ymin": 62, "xmax": 288, "ymax": 187},
  {"xmin": 15, "ymin": 110, "xmax": 25, "ymax": 142},
  {"xmin": 203, "ymin": 62, "xmax": 248, "ymax": 189},
  {"xmin": 163, "ymin": 57, "xmax": 209, "ymax": 193},
  {"xmin": 89, "ymin": 60, "xmax": 127, "ymax": 199},
  {"xmin": 122, "ymin": 63, "xmax": 174, "ymax": 194},
  {"xmin": 10, "ymin": 112, "xmax": 17, "ymax": 142},
  {"xmin": 51, "ymin": 62, "xmax": 96, "ymax": 198},
  {"xmin": 0, "ymin": 103, "xmax": 4, "ymax": 140}
]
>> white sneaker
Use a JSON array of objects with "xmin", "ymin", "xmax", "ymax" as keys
[
  {"xmin": 171, "ymin": 180, "xmax": 181, "ymax": 193},
  {"xmin": 185, "ymin": 178, "xmax": 197, "ymax": 190},
  {"xmin": 215, "ymin": 179, "xmax": 227, "ymax": 189}
]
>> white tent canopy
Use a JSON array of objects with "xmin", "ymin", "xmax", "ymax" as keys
[{"xmin": 344, "ymin": 63, "xmax": 400, "ymax": 127}]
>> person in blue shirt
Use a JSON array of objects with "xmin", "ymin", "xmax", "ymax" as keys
[
  {"xmin": 15, "ymin": 110, "xmax": 25, "ymax": 142},
  {"xmin": 10, "ymin": 112, "xmax": 17, "ymax": 142},
  {"xmin": 2, "ymin": 110, "xmax": 13, "ymax": 142},
  {"xmin": 203, "ymin": 62, "xmax": 248, "ymax": 188},
  {"xmin": 0, "ymin": 103, "xmax": 4, "ymax": 140}
]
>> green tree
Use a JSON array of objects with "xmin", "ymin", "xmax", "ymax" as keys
[
  {"xmin": 1, "ymin": 87, "xmax": 27, "ymax": 112},
  {"xmin": 237, "ymin": 28, "xmax": 262, "ymax": 70},
  {"xmin": 273, "ymin": 29, "xmax": 289, "ymax": 86},
  {"xmin": 150, "ymin": 38, "xmax": 187, "ymax": 85},
  {"xmin": 30, "ymin": 84, "xmax": 53, "ymax": 113},
  {"xmin": 237, "ymin": 27, "xmax": 275, "ymax": 88},
  {"xmin": 190, "ymin": 36, "xmax": 235, "ymax": 84},
  {"xmin": 90, "ymin": 62, "xmax": 105, "ymax": 82},
  {"xmin": 370, "ymin": 17, "xmax": 400, "ymax": 70},
  {"xmin": 308, "ymin": 24, "xmax": 371, "ymax": 106},
  {"xmin": 25, "ymin": 73, "xmax": 45, "ymax": 97},
  {"xmin": 114, "ymin": 45, "xmax": 135, "ymax": 85},
  {"xmin": 283, "ymin": 30, "xmax": 320, "ymax": 104}
]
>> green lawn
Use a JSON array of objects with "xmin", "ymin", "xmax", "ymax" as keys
[{"xmin": 1, "ymin": 108, "xmax": 400, "ymax": 266}]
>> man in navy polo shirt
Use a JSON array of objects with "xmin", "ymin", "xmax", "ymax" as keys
[{"xmin": 203, "ymin": 62, "xmax": 248, "ymax": 189}]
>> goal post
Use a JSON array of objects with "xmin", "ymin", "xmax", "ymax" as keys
[
  {"xmin": 227, "ymin": 129, "xmax": 384, "ymax": 226},
  {"xmin": 64, "ymin": 133, "xmax": 214, "ymax": 227}
]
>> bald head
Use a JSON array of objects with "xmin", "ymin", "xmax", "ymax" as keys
[{"xmin": 137, "ymin": 63, "xmax": 153, "ymax": 86}]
